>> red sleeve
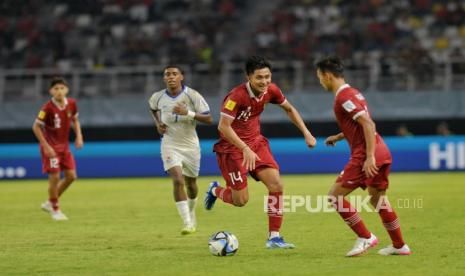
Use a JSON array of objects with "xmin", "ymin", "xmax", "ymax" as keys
[
  {"xmin": 220, "ymin": 90, "xmax": 243, "ymax": 119},
  {"xmin": 268, "ymin": 83, "xmax": 286, "ymax": 105},
  {"xmin": 71, "ymin": 99, "xmax": 78, "ymax": 117},
  {"xmin": 36, "ymin": 103, "xmax": 50, "ymax": 124},
  {"xmin": 336, "ymin": 92, "xmax": 366, "ymax": 120}
]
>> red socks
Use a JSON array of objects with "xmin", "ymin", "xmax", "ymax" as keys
[
  {"xmin": 267, "ymin": 192, "xmax": 283, "ymax": 232},
  {"xmin": 49, "ymin": 198, "xmax": 59, "ymax": 211},
  {"xmin": 333, "ymin": 196, "xmax": 406, "ymax": 248},
  {"xmin": 333, "ymin": 197, "xmax": 371, "ymax": 239},
  {"xmin": 214, "ymin": 186, "xmax": 233, "ymax": 204},
  {"xmin": 378, "ymin": 208, "xmax": 405, "ymax": 248}
]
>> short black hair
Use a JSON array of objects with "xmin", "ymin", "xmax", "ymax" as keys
[
  {"xmin": 315, "ymin": 56, "xmax": 344, "ymax": 78},
  {"xmin": 245, "ymin": 55, "xmax": 272, "ymax": 75},
  {"xmin": 49, "ymin": 76, "xmax": 68, "ymax": 88},
  {"xmin": 163, "ymin": 65, "xmax": 184, "ymax": 74}
]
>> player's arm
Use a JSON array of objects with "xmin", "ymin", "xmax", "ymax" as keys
[
  {"xmin": 32, "ymin": 121, "xmax": 56, "ymax": 158},
  {"xmin": 278, "ymin": 100, "xmax": 316, "ymax": 148},
  {"xmin": 71, "ymin": 116, "xmax": 84, "ymax": 149},
  {"xmin": 218, "ymin": 115, "xmax": 261, "ymax": 171},
  {"xmin": 150, "ymin": 109, "xmax": 167, "ymax": 135},
  {"xmin": 172, "ymin": 103, "xmax": 212, "ymax": 124},
  {"xmin": 356, "ymin": 113, "xmax": 379, "ymax": 178},
  {"xmin": 325, "ymin": 132, "xmax": 345, "ymax": 146}
]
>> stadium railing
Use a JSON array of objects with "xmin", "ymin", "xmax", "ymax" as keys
[{"xmin": 0, "ymin": 59, "xmax": 464, "ymax": 103}]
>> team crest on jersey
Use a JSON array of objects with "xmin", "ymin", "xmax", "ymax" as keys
[
  {"xmin": 38, "ymin": 110, "xmax": 46, "ymax": 119},
  {"xmin": 342, "ymin": 100, "xmax": 356, "ymax": 112},
  {"xmin": 224, "ymin": 99, "xmax": 236, "ymax": 111}
]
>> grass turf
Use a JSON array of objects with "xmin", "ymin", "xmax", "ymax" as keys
[{"xmin": 1, "ymin": 172, "xmax": 464, "ymax": 275}]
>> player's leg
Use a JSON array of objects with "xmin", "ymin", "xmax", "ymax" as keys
[
  {"xmin": 184, "ymin": 176, "xmax": 198, "ymax": 199},
  {"xmin": 368, "ymin": 187, "xmax": 410, "ymax": 255},
  {"xmin": 46, "ymin": 171, "xmax": 60, "ymax": 211},
  {"xmin": 58, "ymin": 169, "xmax": 77, "ymax": 197},
  {"xmin": 205, "ymin": 152, "xmax": 248, "ymax": 209},
  {"xmin": 184, "ymin": 176, "xmax": 198, "ymax": 227},
  {"xmin": 328, "ymin": 181, "xmax": 372, "ymax": 238},
  {"xmin": 257, "ymin": 168, "xmax": 283, "ymax": 237},
  {"xmin": 367, "ymin": 164, "xmax": 411, "ymax": 255},
  {"xmin": 181, "ymin": 148, "xmax": 200, "ymax": 227},
  {"xmin": 329, "ymin": 164, "xmax": 377, "ymax": 256},
  {"xmin": 40, "ymin": 155, "xmax": 68, "ymax": 220},
  {"xmin": 45, "ymin": 171, "xmax": 69, "ymax": 221},
  {"xmin": 57, "ymin": 151, "xmax": 77, "ymax": 197},
  {"xmin": 162, "ymin": 146, "xmax": 194, "ymax": 233},
  {"xmin": 212, "ymin": 179, "xmax": 249, "ymax": 206},
  {"xmin": 206, "ymin": 180, "xmax": 249, "ymax": 208},
  {"xmin": 256, "ymin": 167, "xmax": 294, "ymax": 249},
  {"xmin": 167, "ymin": 166, "xmax": 194, "ymax": 234}
]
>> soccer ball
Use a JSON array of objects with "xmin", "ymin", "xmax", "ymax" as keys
[{"xmin": 208, "ymin": 231, "xmax": 239, "ymax": 256}]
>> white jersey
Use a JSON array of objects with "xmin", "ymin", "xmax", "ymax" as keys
[{"xmin": 148, "ymin": 86, "xmax": 210, "ymax": 149}]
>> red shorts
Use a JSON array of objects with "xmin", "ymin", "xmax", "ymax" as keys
[
  {"xmin": 41, "ymin": 150, "xmax": 76, "ymax": 174},
  {"xmin": 216, "ymin": 139, "xmax": 279, "ymax": 191},
  {"xmin": 336, "ymin": 161, "xmax": 391, "ymax": 190}
]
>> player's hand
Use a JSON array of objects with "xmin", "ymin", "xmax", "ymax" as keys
[
  {"xmin": 172, "ymin": 103, "xmax": 188, "ymax": 116},
  {"xmin": 305, "ymin": 133, "xmax": 317, "ymax": 148},
  {"xmin": 75, "ymin": 136, "xmax": 84, "ymax": 149},
  {"xmin": 242, "ymin": 146, "xmax": 261, "ymax": 171},
  {"xmin": 44, "ymin": 145, "xmax": 56, "ymax": 158},
  {"xmin": 325, "ymin": 135, "xmax": 340, "ymax": 146},
  {"xmin": 157, "ymin": 124, "xmax": 167, "ymax": 135},
  {"xmin": 362, "ymin": 156, "xmax": 379, "ymax": 178}
]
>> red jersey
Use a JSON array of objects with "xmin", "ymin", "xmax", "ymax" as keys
[
  {"xmin": 35, "ymin": 98, "xmax": 78, "ymax": 153},
  {"xmin": 334, "ymin": 84, "xmax": 391, "ymax": 164},
  {"xmin": 213, "ymin": 82, "xmax": 286, "ymax": 153}
]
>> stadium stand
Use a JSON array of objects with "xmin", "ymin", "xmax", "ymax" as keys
[{"xmin": 0, "ymin": 0, "xmax": 464, "ymax": 139}]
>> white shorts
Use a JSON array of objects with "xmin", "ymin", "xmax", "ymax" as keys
[{"xmin": 161, "ymin": 145, "xmax": 201, "ymax": 178}]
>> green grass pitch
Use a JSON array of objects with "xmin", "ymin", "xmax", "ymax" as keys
[{"xmin": 1, "ymin": 172, "xmax": 464, "ymax": 275}]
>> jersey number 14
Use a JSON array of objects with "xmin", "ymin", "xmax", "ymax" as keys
[{"xmin": 228, "ymin": 171, "xmax": 243, "ymax": 185}]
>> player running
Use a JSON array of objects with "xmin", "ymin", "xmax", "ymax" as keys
[
  {"xmin": 32, "ymin": 76, "xmax": 84, "ymax": 221},
  {"xmin": 149, "ymin": 65, "xmax": 212, "ymax": 235},
  {"xmin": 315, "ymin": 56, "xmax": 411, "ymax": 256},
  {"xmin": 204, "ymin": 56, "xmax": 316, "ymax": 249}
]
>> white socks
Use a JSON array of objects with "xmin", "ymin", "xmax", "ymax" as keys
[
  {"xmin": 269, "ymin": 231, "xmax": 280, "ymax": 239},
  {"xmin": 188, "ymin": 197, "xmax": 197, "ymax": 227},
  {"xmin": 175, "ymin": 200, "xmax": 192, "ymax": 227},
  {"xmin": 176, "ymin": 198, "xmax": 198, "ymax": 228}
]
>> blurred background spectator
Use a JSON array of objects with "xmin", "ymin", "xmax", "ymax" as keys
[
  {"xmin": 0, "ymin": 0, "xmax": 246, "ymax": 69},
  {"xmin": 396, "ymin": 124, "xmax": 414, "ymax": 137},
  {"xmin": 0, "ymin": 0, "xmax": 463, "ymax": 73},
  {"xmin": 436, "ymin": 121, "xmax": 454, "ymax": 136}
]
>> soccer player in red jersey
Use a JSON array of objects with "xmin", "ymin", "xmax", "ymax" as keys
[
  {"xmin": 204, "ymin": 56, "xmax": 317, "ymax": 249},
  {"xmin": 315, "ymin": 56, "xmax": 411, "ymax": 256},
  {"xmin": 32, "ymin": 77, "xmax": 84, "ymax": 221}
]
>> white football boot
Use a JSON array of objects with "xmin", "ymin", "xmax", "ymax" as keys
[
  {"xmin": 41, "ymin": 201, "xmax": 53, "ymax": 213},
  {"xmin": 378, "ymin": 244, "xmax": 411, "ymax": 255},
  {"xmin": 346, "ymin": 233, "xmax": 378, "ymax": 257},
  {"xmin": 51, "ymin": 210, "xmax": 68, "ymax": 221},
  {"xmin": 181, "ymin": 224, "xmax": 196, "ymax": 235}
]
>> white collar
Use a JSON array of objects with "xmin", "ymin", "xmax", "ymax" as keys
[
  {"xmin": 246, "ymin": 82, "xmax": 267, "ymax": 100},
  {"xmin": 335, "ymin": 83, "xmax": 350, "ymax": 97},
  {"xmin": 246, "ymin": 82, "xmax": 256, "ymax": 98},
  {"xmin": 52, "ymin": 97, "xmax": 68, "ymax": 110}
]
